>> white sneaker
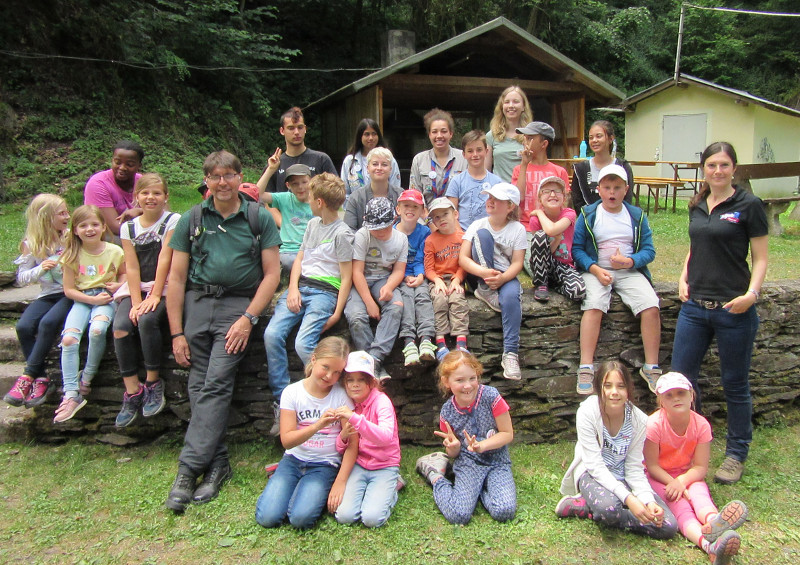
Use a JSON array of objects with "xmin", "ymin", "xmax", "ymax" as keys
[{"xmin": 501, "ymin": 352, "xmax": 522, "ymax": 380}]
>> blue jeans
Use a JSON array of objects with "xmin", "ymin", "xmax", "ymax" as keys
[
  {"xmin": 335, "ymin": 464, "xmax": 399, "ymax": 528},
  {"xmin": 255, "ymin": 454, "xmax": 339, "ymax": 529},
  {"xmin": 264, "ymin": 287, "xmax": 338, "ymax": 400},
  {"xmin": 671, "ymin": 300, "xmax": 759, "ymax": 462},
  {"xmin": 471, "ymin": 228, "xmax": 522, "ymax": 353},
  {"xmin": 344, "ymin": 278, "xmax": 402, "ymax": 364},
  {"xmin": 60, "ymin": 290, "xmax": 116, "ymax": 396},
  {"xmin": 17, "ymin": 293, "xmax": 72, "ymax": 379}
]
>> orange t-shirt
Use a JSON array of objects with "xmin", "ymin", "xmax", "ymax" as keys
[
  {"xmin": 646, "ymin": 409, "xmax": 712, "ymax": 477},
  {"xmin": 424, "ymin": 229, "xmax": 465, "ymax": 282}
]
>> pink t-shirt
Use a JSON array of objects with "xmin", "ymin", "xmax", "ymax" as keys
[
  {"xmin": 529, "ymin": 207, "xmax": 577, "ymax": 266},
  {"xmin": 646, "ymin": 409, "xmax": 713, "ymax": 477},
  {"xmin": 84, "ymin": 169, "xmax": 142, "ymax": 215},
  {"xmin": 510, "ymin": 161, "xmax": 569, "ymax": 231}
]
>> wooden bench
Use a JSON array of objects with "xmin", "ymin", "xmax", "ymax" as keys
[
  {"xmin": 734, "ymin": 162, "xmax": 800, "ymax": 236},
  {"xmin": 633, "ymin": 177, "xmax": 694, "ymax": 214}
]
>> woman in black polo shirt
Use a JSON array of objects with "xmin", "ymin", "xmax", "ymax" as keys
[{"xmin": 671, "ymin": 141, "xmax": 768, "ymax": 486}]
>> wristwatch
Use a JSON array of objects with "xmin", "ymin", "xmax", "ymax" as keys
[{"xmin": 243, "ymin": 312, "xmax": 259, "ymax": 325}]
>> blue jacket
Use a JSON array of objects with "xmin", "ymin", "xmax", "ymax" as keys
[{"xmin": 572, "ymin": 200, "xmax": 655, "ymax": 281}]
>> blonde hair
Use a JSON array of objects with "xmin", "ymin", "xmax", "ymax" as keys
[
  {"xmin": 304, "ymin": 336, "xmax": 350, "ymax": 378},
  {"xmin": 489, "ymin": 86, "xmax": 533, "ymax": 144},
  {"xmin": 22, "ymin": 194, "xmax": 67, "ymax": 260},
  {"xmin": 506, "ymin": 202, "xmax": 520, "ymax": 222},
  {"xmin": 366, "ymin": 146, "xmax": 394, "ymax": 165},
  {"xmin": 437, "ymin": 350, "xmax": 484, "ymax": 395},
  {"xmin": 60, "ymin": 205, "xmax": 106, "ymax": 272},
  {"xmin": 310, "ymin": 172, "xmax": 346, "ymax": 210},
  {"xmin": 134, "ymin": 172, "xmax": 168, "ymax": 198}
]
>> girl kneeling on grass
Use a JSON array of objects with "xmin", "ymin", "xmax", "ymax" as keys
[
  {"xmin": 56, "ymin": 205, "xmax": 125, "ymax": 423},
  {"xmin": 556, "ymin": 361, "xmax": 678, "ymax": 540},
  {"xmin": 255, "ymin": 336, "xmax": 359, "ymax": 529},
  {"xmin": 4, "ymin": 195, "xmax": 72, "ymax": 408},
  {"xmin": 644, "ymin": 372, "xmax": 748, "ymax": 564},
  {"xmin": 416, "ymin": 350, "xmax": 516, "ymax": 525},
  {"xmin": 113, "ymin": 173, "xmax": 179, "ymax": 427},
  {"xmin": 333, "ymin": 351, "xmax": 402, "ymax": 528}
]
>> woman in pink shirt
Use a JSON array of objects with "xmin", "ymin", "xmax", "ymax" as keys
[{"xmin": 334, "ymin": 351, "xmax": 401, "ymax": 527}]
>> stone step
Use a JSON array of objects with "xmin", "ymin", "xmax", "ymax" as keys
[
  {"xmin": 0, "ymin": 363, "xmax": 26, "ymax": 396},
  {"xmin": 0, "ymin": 324, "xmax": 24, "ymax": 362},
  {"xmin": 0, "ymin": 284, "xmax": 40, "ymax": 321}
]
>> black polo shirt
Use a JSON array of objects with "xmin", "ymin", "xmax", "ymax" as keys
[{"xmin": 687, "ymin": 189, "xmax": 768, "ymax": 302}]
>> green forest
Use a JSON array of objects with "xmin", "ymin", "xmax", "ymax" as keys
[{"xmin": 1, "ymin": 0, "xmax": 799, "ymax": 202}]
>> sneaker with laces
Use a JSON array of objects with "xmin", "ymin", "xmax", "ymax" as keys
[
  {"xmin": 702, "ymin": 500, "xmax": 748, "ymax": 543},
  {"xmin": 415, "ymin": 452, "xmax": 449, "ymax": 485},
  {"xmin": 576, "ymin": 366, "xmax": 594, "ymax": 395},
  {"xmin": 3, "ymin": 375, "xmax": 33, "ymax": 407},
  {"xmin": 25, "ymin": 377, "xmax": 51, "ymax": 408},
  {"xmin": 192, "ymin": 462, "xmax": 233, "ymax": 504},
  {"xmin": 418, "ymin": 339, "xmax": 437, "ymax": 362},
  {"xmin": 456, "ymin": 345, "xmax": 470, "ymax": 354},
  {"xmin": 115, "ymin": 386, "xmax": 145, "ymax": 428},
  {"xmin": 534, "ymin": 285, "xmax": 550, "ymax": 302},
  {"xmin": 714, "ymin": 457, "xmax": 745, "ymax": 485},
  {"xmin": 142, "ymin": 379, "xmax": 166, "ymax": 417},
  {"xmin": 555, "ymin": 494, "xmax": 592, "ymax": 519},
  {"xmin": 473, "ymin": 285, "xmax": 501, "ymax": 313},
  {"xmin": 436, "ymin": 345, "xmax": 450, "ymax": 362},
  {"xmin": 707, "ymin": 529, "xmax": 740, "ymax": 564},
  {"xmin": 165, "ymin": 471, "xmax": 197, "ymax": 513},
  {"xmin": 53, "ymin": 395, "xmax": 87, "ymax": 423},
  {"xmin": 501, "ymin": 352, "xmax": 522, "ymax": 380},
  {"xmin": 377, "ymin": 365, "xmax": 392, "ymax": 383},
  {"xmin": 402, "ymin": 341, "xmax": 420, "ymax": 366},
  {"xmin": 269, "ymin": 401, "xmax": 281, "ymax": 437},
  {"xmin": 639, "ymin": 366, "xmax": 661, "ymax": 393}
]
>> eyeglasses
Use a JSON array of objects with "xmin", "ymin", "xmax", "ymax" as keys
[
  {"xmin": 206, "ymin": 173, "xmax": 240, "ymax": 184},
  {"xmin": 540, "ymin": 188, "xmax": 564, "ymax": 196}
]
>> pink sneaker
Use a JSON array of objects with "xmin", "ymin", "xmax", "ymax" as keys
[
  {"xmin": 53, "ymin": 396, "xmax": 87, "ymax": 423},
  {"xmin": 3, "ymin": 376, "xmax": 33, "ymax": 407},
  {"xmin": 25, "ymin": 378, "xmax": 51, "ymax": 408},
  {"xmin": 555, "ymin": 494, "xmax": 592, "ymax": 519}
]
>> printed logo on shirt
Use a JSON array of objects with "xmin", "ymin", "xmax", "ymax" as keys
[
  {"xmin": 603, "ymin": 436, "xmax": 631, "ymax": 455},
  {"xmin": 719, "ymin": 211, "xmax": 741, "ymax": 224}
]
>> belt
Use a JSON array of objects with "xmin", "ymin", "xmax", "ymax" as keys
[
  {"xmin": 695, "ymin": 299, "xmax": 725, "ymax": 310},
  {"xmin": 187, "ymin": 282, "xmax": 255, "ymax": 299}
]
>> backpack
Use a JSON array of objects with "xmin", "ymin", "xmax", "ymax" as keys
[
  {"xmin": 188, "ymin": 200, "xmax": 263, "ymax": 264},
  {"xmin": 125, "ymin": 212, "xmax": 176, "ymax": 282}
]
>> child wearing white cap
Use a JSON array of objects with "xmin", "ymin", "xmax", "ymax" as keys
[
  {"xmin": 644, "ymin": 372, "xmax": 748, "ymax": 565},
  {"xmin": 572, "ymin": 164, "xmax": 662, "ymax": 395},
  {"xmin": 458, "ymin": 182, "xmax": 527, "ymax": 380}
]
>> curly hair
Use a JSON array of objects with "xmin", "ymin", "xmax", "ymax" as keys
[{"xmin": 437, "ymin": 350, "xmax": 484, "ymax": 395}]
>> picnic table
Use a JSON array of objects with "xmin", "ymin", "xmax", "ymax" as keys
[{"xmin": 734, "ymin": 162, "xmax": 800, "ymax": 236}]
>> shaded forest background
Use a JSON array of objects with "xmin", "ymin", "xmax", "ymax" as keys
[{"xmin": 1, "ymin": 0, "xmax": 799, "ymax": 202}]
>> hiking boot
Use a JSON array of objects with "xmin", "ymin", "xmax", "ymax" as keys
[
  {"xmin": 555, "ymin": 494, "xmax": 592, "ymax": 519},
  {"xmin": 53, "ymin": 395, "xmax": 87, "ymax": 423},
  {"xmin": 473, "ymin": 285, "xmax": 501, "ymax": 313},
  {"xmin": 576, "ymin": 366, "xmax": 595, "ymax": 395},
  {"xmin": 193, "ymin": 462, "xmax": 233, "ymax": 504},
  {"xmin": 639, "ymin": 366, "xmax": 662, "ymax": 394},
  {"xmin": 436, "ymin": 345, "xmax": 451, "ymax": 362},
  {"xmin": 714, "ymin": 457, "xmax": 745, "ymax": 485},
  {"xmin": 25, "ymin": 378, "xmax": 51, "ymax": 408},
  {"xmin": 534, "ymin": 285, "xmax": 550, "ymax": 302},
  {"xmin": 418, "ymin": 339, "xmax": 437, "ymax": 363},
  {"xmin": 115, "ymin": 386, "xmax": 144, "ymax": 428},
  {"xmin": 165, "ymin": 471, "xmax": 197, "ymax": 513},
  {"xmin": 142, "ymin": 379, "xmax": 166, "ymax": 418},
  {"xmin": 707, "ymin": 530, "xmax": 740, "ymax": 565},
  {"xmin": 501, "ymin": 352, "xmax": 522, "ymax": 380},
  {"xmin": 269, "ymin": 401, "xmax": 281, "ymax": 437},
  {"xmin": 402, "ymin": 341, "xmax": 420, "ymax": 366},
  {"xmin": 702, "ymin": 500, "xmax": 748, "ymax": 543},
  {"xmin": 415, "ymin": 452, "xmax": 449, "ymax": 485},
  {"xmin": 4, "ymin": 376, "xmax": 33, "ymax": 407}
]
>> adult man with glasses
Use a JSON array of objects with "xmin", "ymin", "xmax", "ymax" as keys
[
  {"xmin": 256, "ymin": 106, "xmax": 337, "ymax": 198},
  {"xmin": 165, "ymin": 150, "xmax": 282, "ymax": 513}
]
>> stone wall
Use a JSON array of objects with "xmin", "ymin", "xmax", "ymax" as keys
[{"xmin": 1, "ymin": 281, "xmax": 799, "ymax": 445}]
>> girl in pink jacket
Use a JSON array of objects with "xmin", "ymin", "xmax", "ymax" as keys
[{"xmin": 334, "ymin": 351, "xmax": 401, "ymax": 527}]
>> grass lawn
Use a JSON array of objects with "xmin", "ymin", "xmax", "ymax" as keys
[
  {"xmin": 1, "ymin": 188, "xmax": 799, "ymax": 283},
  {"xmin": 0, "ymin": 423, "xmax": 798, "ymax": 564}
]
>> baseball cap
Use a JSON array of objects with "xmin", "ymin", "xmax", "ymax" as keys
[
  {"xmin": 481, "ymin": 182, "xmax": 520, "ymax": 206},
  {"xmin": 515, "ymin": 121, "xmax": 556, "ymax": 141},
  {"xmin": 344, "ymin": 351, "xmax": 376, "ymax": 379},
  {"xmin": 654, "ymin": 372, "xmax": 693, "ymax": 395},
  {"xmin": 398, "ymin": 189, "xmax": 424, "ymax": 206},
  {"xmin": 539, "ymin": 176, "xmax": 566, "ymax": 192},
  {"xmin": 363, "ymin": 197, "xmax": 396, "ymax": 230},
  {"xmin": 597, "ymin": 164, "xmax": 628, "ymax": 184},
  {"xmin": 285, "ymin": 164, "xmax": 312, "ymax": 180},
  {"xmin": 428, "ymin": 197, "xmax": 456, "ymax": 212}
]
